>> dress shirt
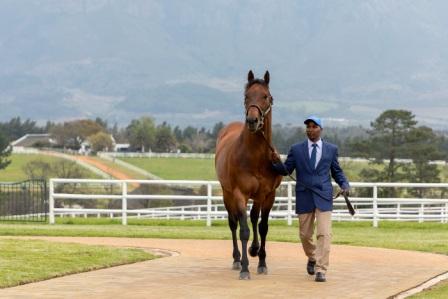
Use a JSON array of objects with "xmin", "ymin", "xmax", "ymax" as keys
[{"xmin": 307, "ymin": 138, "xmax": 322, "ymax": 168}]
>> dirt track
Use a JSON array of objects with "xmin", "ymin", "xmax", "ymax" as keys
[
  {"xmin": 75, "ymin": 156, "xmax": 133, "ymax": 180},
  {"xmin": 2, "ymin": 237, "xmax": 448, "ymax": 298}
]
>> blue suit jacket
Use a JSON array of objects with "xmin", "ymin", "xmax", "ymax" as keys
[{"xmin": 272, "ymin": 140, "xmax": 350, "ymax": 214}]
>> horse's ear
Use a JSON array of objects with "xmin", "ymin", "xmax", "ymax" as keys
[
  {"xmin": 248, "ymin": 70, "xmax": 254, "ymax": 82},
  {"xmin": 264, "ymin": 71, "xmax": 270, "ymax": 85}
]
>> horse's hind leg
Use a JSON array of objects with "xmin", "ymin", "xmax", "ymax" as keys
[
  {"xmin": 257, "ymin": 192, "xmax": 275, "ymax": 275},
  {"xmin": 228, "ymin": 213, "xmax": 241, "ymax": 270},
  {"xmin": 249, "ymin": 203, "xmax": 260, "ymax": 257}
]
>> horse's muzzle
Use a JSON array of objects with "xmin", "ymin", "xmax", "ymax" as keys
[{"xmin": 246, "ymin": 117, "xmax": 260, "ymax": 133}]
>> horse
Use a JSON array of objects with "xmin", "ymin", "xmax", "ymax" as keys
[{"xmin": 215, "ymin": 70, "xmax": 282, "ymax": 280}]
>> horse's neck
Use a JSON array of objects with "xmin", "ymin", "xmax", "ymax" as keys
[{"xmin": 262, "ymin": 113, "xmax": 273, "ymax": 144}]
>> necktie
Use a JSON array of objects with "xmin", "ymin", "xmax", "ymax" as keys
[{"xmin": 310, "ymin": 143, "xmax": 317, "ymax": 169}]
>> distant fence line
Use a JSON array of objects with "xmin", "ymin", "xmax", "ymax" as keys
[
  {"xmin": 49, "ymin": 179, "xmax": 448, "ymax": 227},
  {"xmin": 99, "ymin": 152, "xmax": 448, "ymax": 165},
  {"xmin": 98, "ymin": 152, "xmax": 215, "ymax": 159}
]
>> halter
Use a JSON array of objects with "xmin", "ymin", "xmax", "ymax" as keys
[{"xmin": 244, "ymin": 96, "xmax": 273, "ymax": 131}]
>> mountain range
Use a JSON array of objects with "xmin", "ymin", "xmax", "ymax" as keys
[{"xmin": 1, "ymin": 0, "xmax": 448, "ymax": 128}]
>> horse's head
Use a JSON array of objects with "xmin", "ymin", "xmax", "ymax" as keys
[{"xmin": 244, "ymin": 70, "xmax": 273, "ymax": 133}]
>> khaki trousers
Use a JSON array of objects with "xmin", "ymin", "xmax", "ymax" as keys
[{"xmin": 298, "ymin": 209, "xmax": 332, "ymax": 273}]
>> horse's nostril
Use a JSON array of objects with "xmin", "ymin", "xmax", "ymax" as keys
[{"xmin": 246, "ymin": 118, "xmax": 258, "ymax": 125}]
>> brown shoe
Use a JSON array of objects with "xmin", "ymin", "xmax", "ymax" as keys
[{"xmin": 315, "ymin": 272, "xmax": 326, "ymax": 282}]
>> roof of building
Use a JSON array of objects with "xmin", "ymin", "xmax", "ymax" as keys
[{"xmin": 11, "ymin": 134, "xmax": 54, "ymax": 147}]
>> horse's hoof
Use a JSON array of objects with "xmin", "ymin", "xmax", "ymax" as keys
[
  {"xmin": 232, "ymin": 262, "xmax": 242, "ymax": 270},
  {"xmin": 239, "ymin": 271, "xmax": 251, "ymax": 280},
  {"xmin": 249, "ymin": 246, "xmax": 259, "ymax": 257},
  {"xmin": 257, "ymin": 266, "xmax": 268, "ymax": 275}
]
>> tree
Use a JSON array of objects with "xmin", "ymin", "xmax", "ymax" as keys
[
  {"xmin": 126, "ymin": 116, "xmax": 156, "ymax": 152},
  {"xmin": 23, "ymin": 159, "xmax": 88, "ymax": 181},
  {"xmin": 94, "ymin": 117, "xmax": 109, "ymax": 132},
  {"xmin": 0, "ymin": 132, "xmax": 12, "ymax": 170},
  {"xmin": 0, "ymin": 117, "xmax": 44, "ymax": 141},
  {"xmin": 88, "ymin": 132, "xmax": 113, "ymax": 153},
  {"xmin": 182, "ymin": 126, "xmax": 197, "ymax": 140},
  {"xmin": 173, "ymin": 126, "xmax": 183, "ymax": 143},
  {"xmin": 50, "ymin": 119, "xmax": 104, "ymax": 149},
  {"xmin": 154, "ymin": 123, "xmax": 176, "ymax": 152},
  {"xmin": 354, "ymin": 110, "xmax": 417, "ymax": 183},
  {"xmin": 403, "ymin": 126, "xmax": 443, "ymax": 197}
]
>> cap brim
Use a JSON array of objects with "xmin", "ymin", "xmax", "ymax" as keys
[{"xmin": 304, "ymin": 119, "xmax": 321, "ymax": 127}]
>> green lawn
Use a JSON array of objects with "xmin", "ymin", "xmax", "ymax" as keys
[
  {"xmin": 1, "ymin": 220, "xmax": 447, "ymax": 255},
  {"xmin": 120, "ymin": 157, "xmax": 217, "ymax": 180},
  {"xmin": 410, "ymin": 280, "xmax": 448, "ymax": 299},
  {"xmin": 0, "ymin": 154, "xmax": 97, "ymax": 182},
  {"xmin": 0, "ymin": 239, "xmax": 154, "ymax": 288}
]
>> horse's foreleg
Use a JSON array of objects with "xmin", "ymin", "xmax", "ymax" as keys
[
  {"xmin": 257, "ymin": 211, "xmax": 269, "ymax": 274},
  {"xmin": 238, "ymin": 209, "xmax": 251, "ymax": 280},
  {"xmin": 228, "ymin": 213, "xmax": 241, "ymax": 270},
  {"xmin": 257, "ymin": 194, "xmax": 275, "ymax": 275},
  {"xmin": 249, "ymin": 204, "xmax": 260, "ymax": 257}
]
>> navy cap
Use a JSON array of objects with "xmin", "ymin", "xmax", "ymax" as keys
[{"xmin": 304, "ymin": 115, "xmax": 322, "ymax": 128}]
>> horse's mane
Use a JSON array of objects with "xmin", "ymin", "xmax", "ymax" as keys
[{"xmin": 245, "ymin": 79, "xmax": 268, "ymax": 91}]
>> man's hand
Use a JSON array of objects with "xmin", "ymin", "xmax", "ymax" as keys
[
  {"xmin": 341, "ymin": 188, "xmax": 350, "ymax": 197},
  {"xmin": 271, "ymin": 151, "xmax": 281, "ymax": 162}
]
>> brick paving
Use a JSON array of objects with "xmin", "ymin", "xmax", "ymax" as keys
[{"xmin": 2, "ymin": 237, "xmax": 448, "ymax": 299}]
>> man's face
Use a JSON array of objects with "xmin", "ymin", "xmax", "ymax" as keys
[{"xmin": 306, "ymin": 121, "xmax": 322, "ymax": 142}]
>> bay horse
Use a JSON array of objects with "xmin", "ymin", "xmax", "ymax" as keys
[{"xmin": 215, "ymin": 70, "xmax": 282, "ymax": 280}]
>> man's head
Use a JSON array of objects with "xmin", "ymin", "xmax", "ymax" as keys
[{"xmin": 304, "ymin": 116, "xmax": 322, "ymax": 142}]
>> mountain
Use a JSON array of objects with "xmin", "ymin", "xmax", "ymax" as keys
[{"xmin": 1, "ymin": 0, "xmax": 448, "ymax": 128}]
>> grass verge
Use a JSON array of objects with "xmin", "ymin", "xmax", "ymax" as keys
[
  {"xmin": 1, "ymin": 220, "xmax": 447, "ymax": 255},
  {"xmin": 409, "ymin": 280, "xmax": 448, "ymax": 299},
  {"xmin": 0, "ymin": 239, "xmax": 155, "ymax": 288}
]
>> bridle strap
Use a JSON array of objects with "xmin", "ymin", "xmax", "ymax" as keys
[{"xmin": 245, "ymin": 102, "xmax": 272, "ymax": 130}]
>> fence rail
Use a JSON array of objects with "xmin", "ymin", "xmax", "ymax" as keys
[{"xmin": 49, "ymin": 179, "xmax": 448, "ymax": 227}]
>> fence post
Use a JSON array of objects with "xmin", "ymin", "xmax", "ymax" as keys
[
  {"xmin": 440, "ymin": 204, "xmax": 444, "ymax": 224},
  {"xmin": 373, "ymin": 184, "xmax": 378, "ymax": 228},
  {"xmin": 419, "ymin": 204, "xmax": 424, "ymax": 223},
  {"xmin": 287, "ymin": 182, "xmax": 293, "ymax": 226},
  {"xmin": 396, "ymin": 203, "xmax": 400, "ymax": 220},
  {"xmin": 122, "ymin": 181, "xmax": 127, "ymax": 225},
  {"xmin": 49, "ymin": 179, "xmax": 55, "ymax": 224},
  {"xmin": 206, "ymin": 183, "xmax": 212, "ymax": 227},
  {"xmin": 445, "ymin": 203, "xmax": 448, "ymax": 224}
]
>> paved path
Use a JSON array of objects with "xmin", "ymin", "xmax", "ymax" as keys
[{"xmin": 2, "ymin": 237, "xmax": 448, "ymax": 299}]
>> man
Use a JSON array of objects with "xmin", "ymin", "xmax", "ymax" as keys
[{"xmin": 271, "ymin": 116, "xmax": 350, "ymax": 282}]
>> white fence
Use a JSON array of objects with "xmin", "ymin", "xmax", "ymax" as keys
[{"xmin": 49, "ymin": 179, "xmax": 448, "ymax": 227}]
